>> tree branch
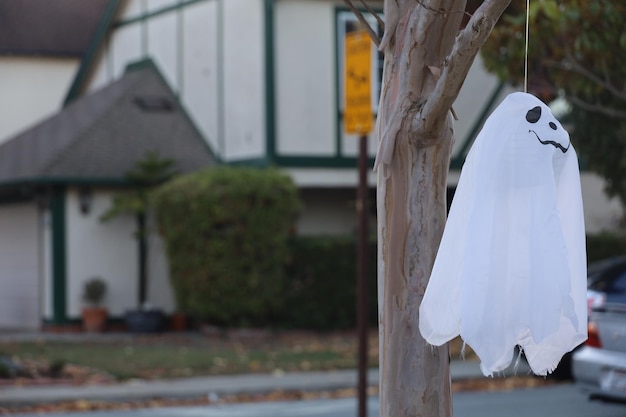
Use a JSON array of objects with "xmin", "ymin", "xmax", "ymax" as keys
[
  {"xmin": 544, "ymin": 51, "xmax": 626, "ymax": 104},
  {"xmin": 419, "ymin": 0, "xmax": 512, "ymax": 138},
  {"xmin": 416, "ymin": 0, "xmax": 471, "ymax": 18},
  {"xmin": 359, "ymin": 0, "xmax": 385, "ymax": 33},
  {"xmin": 343, "ymin": 0, "xmax": 381, "ymax": 46},
  {"xmin": 567, "ymin": 95, "xmax": 626, "ymax": 120}
]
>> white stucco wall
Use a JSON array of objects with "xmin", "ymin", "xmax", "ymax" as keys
[
  {"xmin": 181, "ymin": 0, "xmax": 221, "ymax": 156},
  {"xmin": 65, "ymin": 189, "xmax": 174, "ymax": 319},
  {"xmin": 147, "ymin": 12, "xmax": 179, "ymax": 90},
  {"xmin": 0, "ymin": 202, "xmax": 41, "ymax": 329},
  {"xmin": 275, "ymin": 1, "xmax": 336, "ymax": 156},
  {"xmin": 89, "ymin": 0, "xmax": 267, "ymax": 161},
  {"xmin": 581, "ymin": 173, "xmax": 623, "ymax": 234},
  {"xmin": 452, "ymin": 56, "xmax": 514, "ymax": 155},
  {"xmin": 146, "ymin": 0, "xmax": 178, "ymax": 12},
  {"xmin": 0, "ymin": 57, "xmax": 78, "ymax": 144},
  {"xmin": 146, "ymin": 215, "xmax": 175, "ymax": 312},
  {"xmin": 110, "ymin": 24, "xmax": 142, "ymax": 78},
  {"xmin": 274, "ymin": 4, "xmax": 505, "ymax": 160},
  {"xmin": 222, "ymin": 0, "xmax": 266, "ymax": 160},
  {"xmin": 285, "ymin": 167, "xmax": 376, "ymax": 188}
]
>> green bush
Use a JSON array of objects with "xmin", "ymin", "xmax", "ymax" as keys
[
  {"xmin": 153, "ymin": 167, "xmax": 301, "ymax": 326},
  {"xmin": 586, "ymin": 232, "xmax": 626, "ymax": 263},
  {"xmin": 281, "ymin": 236, "xmax": 378, "ymax": 330},
  {"xmin": 282, "ymin": 231, "xmax": 626, "ymax": 330}
]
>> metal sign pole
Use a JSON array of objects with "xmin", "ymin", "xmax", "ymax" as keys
[
  {"xmin": 357, "ymin": 133, "xmax": 369, "ymax": 417},
  {"xmin": 344, "ymin": 29, "xmax": 372, "ymax": 417}
]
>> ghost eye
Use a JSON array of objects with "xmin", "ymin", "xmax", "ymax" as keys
[
  {"xmin": 549, "ymin": 122, "xmax": 557, "ymax": 130},
  {"xmin": 526, "ymin": 106, "xmax": 542, "ymax": 123}
]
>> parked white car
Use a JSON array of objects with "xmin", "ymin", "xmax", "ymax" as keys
[
  {"xmin": 552, "ymin": 256, "xmax": 626, "ymax": 380},
  {"xmin": 573, "ymin": 302, "xmax": 626, "ymax": 402}
]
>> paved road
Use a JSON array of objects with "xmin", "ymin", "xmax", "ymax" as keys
[
  {"xmin": 454, "ymin": 384, "xmax": 625, "ymax": 417},
  {"xmin": 12, "ymin": 384, "xmax": 626, "ymax": 417}
]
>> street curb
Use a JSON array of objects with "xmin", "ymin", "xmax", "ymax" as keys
[
  {"xmin": 0, "ymin": 359, "xmax": 537, "ymax": 406},
  {"xmin": 1, "ymin": 369, "xmax": 380, "ymax": 405}
]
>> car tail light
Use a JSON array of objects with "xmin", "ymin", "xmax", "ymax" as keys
[{"xmin": 586, "ymin": 321, "xmax": 602, "ymax": 348}]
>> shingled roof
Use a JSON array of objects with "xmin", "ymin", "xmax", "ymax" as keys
[
  {"xmin": 0, "ymin": 60, "xmax": 216, "ymax": 187},
  {"xmin": 0, "ymin": 0, "xmax": 112, "ymax": 57}
]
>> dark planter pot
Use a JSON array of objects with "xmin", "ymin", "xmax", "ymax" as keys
[{"xmin": 125, "ymin": 309, "xmax": 165, "ymax": 333}]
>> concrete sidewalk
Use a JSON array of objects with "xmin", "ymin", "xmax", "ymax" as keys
[{"xmin": 0, "ymin": 360, "xmax": 531, "ymax": 406}]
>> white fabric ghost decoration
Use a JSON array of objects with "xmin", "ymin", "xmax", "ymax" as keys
[{"xmin": 419, "ymin": 92, "xmax": 587, "ymax": 377}]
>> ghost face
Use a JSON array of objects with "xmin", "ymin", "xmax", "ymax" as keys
[{"xmin": 525, "ymin": 105, "xmax": 570, "ymax": 153}]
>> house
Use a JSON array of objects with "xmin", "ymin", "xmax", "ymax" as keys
[
  {"xmin": 0, "ymin": 59, "xmax": 215, "ymax": 330},
  {"xmin": 0, "ymin": 0, "xmax": 112, "ymax": 330},
  {"xmin": 0, "ymin": 0, "xmax": 621, "ymax": 330}
]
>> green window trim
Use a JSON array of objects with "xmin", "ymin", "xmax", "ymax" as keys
[
  {"xmin": 264, "ymin": 0, "xmax": 276, "ymax": 164},
  {"xmin": 256, "ymin": 3, "xmax": 378, "ymax": 170},
  {"xmin": 112, "ymin": 0, "xmax": 208, "ymax": 28},
  {"xmin": 50, "ymin": 187, "xmax": 68, "ymax": 324},
  {"xmin": 64, "ymin": 0, "xmax": 122, "ymax": 106}
]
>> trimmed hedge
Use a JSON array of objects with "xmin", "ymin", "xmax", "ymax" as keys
[
  {"xmin": 152, "ymin": 164, "xmax": 624, "ymax": 331},
  {"xmin": 586, "ymin": 232, "xmax": 626, "ymax": 263},
  {"xmin": 280, "ymin": 236, "xmax": 378, "ymax": 330},
  {"xmin": 152, "ymin": 167, "xmax": 301, "ymax": 327},
  {"xmin": 280, "ymin": 232, "xmax": 626, "ymax": 330}
]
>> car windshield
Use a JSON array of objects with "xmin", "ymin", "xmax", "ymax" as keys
[
  {"xmin": 588, "ymin": 256, "xmax": 626, "ymax": 288},
  {"xmin": 588, "ymin": 257, "xmax": 626, "ymax": 305}
]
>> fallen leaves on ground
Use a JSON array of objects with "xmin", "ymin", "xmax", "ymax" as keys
[
  {"xmin": 0, "ymin": 358, "xmax": 115, "ymax": 388},
  {"xmin": 0, "ymin": 331, "xmax": 559, "ymax": 414}
]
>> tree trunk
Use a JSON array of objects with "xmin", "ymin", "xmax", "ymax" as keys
[
  {"xmin": 375, "ymin": 1, "xmax": 511, "ymax": 416},
  {"xmin": 137, "ymin": 212, "xmax": 147, "ymax": 307},
  {"xmin": 376, "ymin": 5, "xmax": 464, "ymax": 416}
]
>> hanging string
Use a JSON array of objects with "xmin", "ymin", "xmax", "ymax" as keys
[{"xmin": 524, "ymin": 0, "xmax": 530, "ymax": 93}]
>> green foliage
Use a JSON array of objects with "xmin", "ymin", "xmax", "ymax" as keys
[
  {"xmin": 152, "ymin": 167, "xmax": 301, "ymax": 326},
  {"xmin": 479, "ymin": 1, "xmax": 626, "ymax": 94},
  {"xmin": 100, "ymin": 151, "xmax": 178, "ymax": 222},
  {"xmin": 476, "ymin": 0, "xmax": 626, "ymax": 204},
  {"xmin": 0, "ymin": 335, "xmax": 376, "ymax": 380},
  {"xmin": 48, "ymin": 359, "xmax": 66, "ymax": 378},
  {"xmin": 101, "ymin": 151, "xmax": 179, "ymax": 307},
  {"xmin": 586, "ymin": 232, "xmax": 626, "ymax": 263},
  {"xmin": 281, "ymin": 236, "xmax": 378, "ymax": 330},
  {"xmin": 82, "ymin": 277, "xmax": 107, "ymax": 306},
  {"xmin": 567, "ymin": 106, "xmax": 626, "ymax": 204},
  {"xmin": 0, "ymin": 361, "xmax": 10, "ymax": 379}
]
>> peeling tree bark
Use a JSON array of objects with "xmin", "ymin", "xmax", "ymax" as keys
[{"xmin": 375, "ymin": 1, "xmax": 511, "ymax": 416}]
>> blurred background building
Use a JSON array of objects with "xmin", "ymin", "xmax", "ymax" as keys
[{"xmin": 0, "ymin": 0, "xmax": 620, "ymax": 330}]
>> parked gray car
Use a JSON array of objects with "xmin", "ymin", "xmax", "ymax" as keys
[{"xmin": 573, "ymin": 302, "xmax": 626, "ymax": 402}]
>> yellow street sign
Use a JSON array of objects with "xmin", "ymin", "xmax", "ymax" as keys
[{"xmin": 344, "ymin": 30, "xmax": 373, "ymax": 135}]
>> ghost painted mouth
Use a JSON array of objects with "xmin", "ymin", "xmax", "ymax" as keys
[{"xmin": 529, "ymin": 130, "xmax": 570, "ymax": 153}]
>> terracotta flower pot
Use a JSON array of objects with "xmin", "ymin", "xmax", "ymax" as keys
[
  {"xmin": 169, "ymin": 312, "xmax": 188, "ymax": 332},
  {"xmin": 81, "ymin": 307, "xmax": 108, "ymax": 333}
]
